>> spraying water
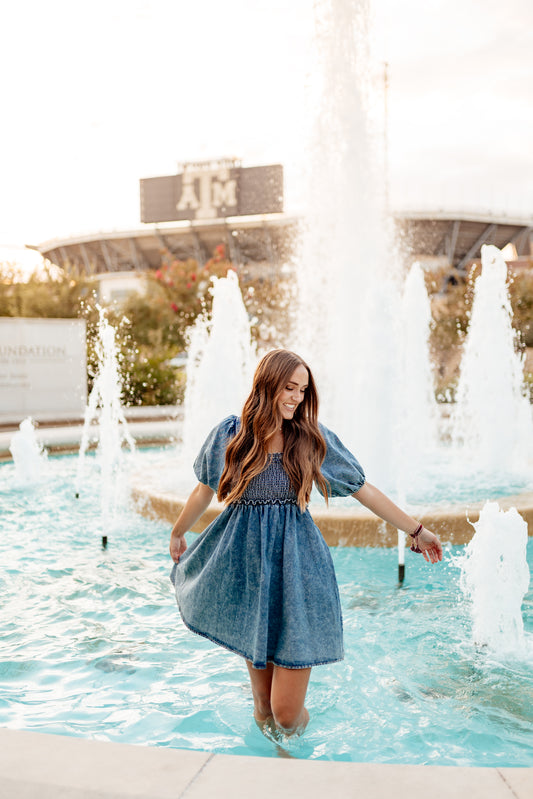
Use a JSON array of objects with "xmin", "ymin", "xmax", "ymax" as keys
[
  {"xmin": 143, "ymin": 4, "xmax": 532, "ymax": 606},
  {"xmin": 180, "ymin": 271, "xmax": 256, "ymax": 464},
  {"xmin": 390, "ymin": 263, "xmax": 437, "ymax": 582},
  {"xmin": 460, "ymin": 501, "xmax": 530, "ymax": 656},
  {"xmin": 295, "ymin": 0, "xmax": 439, "ymax": 494},
  {"xmin": 9, "ymin": 418, "xmax": 47, "ymax": 485},
  {"xmin": 452, "ymin": 244, "xmax": 533, "ymax": 475},
  {"xmin": 76, "ymin": 308, "xmax": 135, "ymax": 542},
  {"xmin": 398, "ymin": 263, "xmax": 439, "ymax": 457}
]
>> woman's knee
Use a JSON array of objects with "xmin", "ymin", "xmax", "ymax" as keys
[
  {"xmin": 270, "ymin": 665, "xmax": 311, "ymax": 732},
  {"xmin": 271, "ymin": 700, "xmax": 307, "ymax": 733}
]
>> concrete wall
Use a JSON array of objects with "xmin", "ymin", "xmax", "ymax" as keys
[{"xmin": 0, "ymin": 318, "xmax": 87, "ymax": 423}]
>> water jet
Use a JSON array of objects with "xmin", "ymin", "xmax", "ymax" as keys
[{"xmin": 76, "ymin": 307, "xmax": 135, "ymax": 547}]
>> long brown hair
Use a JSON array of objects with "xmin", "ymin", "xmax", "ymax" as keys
[{"xmin": 218, "ymin": 349, "xmax": 329, "ymax": 510}]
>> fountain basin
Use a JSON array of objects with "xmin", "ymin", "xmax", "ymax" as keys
[
  {"xmin": 2, "ymin": 452, "xmax": 532, "ymax": 765},
  {"xmin": 131, "ymin": 481, "xmax": 533, "ymax": 546}
]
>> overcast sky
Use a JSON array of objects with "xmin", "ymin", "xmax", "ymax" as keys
[{"xmin": 1, "ymin": 0, "xmax": 532, "ymax": 268}]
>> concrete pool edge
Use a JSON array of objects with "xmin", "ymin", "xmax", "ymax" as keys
[
  {"xmin": 0, "ymin": 729, "xmax": 531, "ymax": 799},
  {"xmin": 130, "ymin": 482, "xmax": 533, "ymax": 546}
]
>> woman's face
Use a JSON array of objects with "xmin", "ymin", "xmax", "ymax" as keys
[{"xmin": 277, "ymin": 364, "xmax": 309, "ymax": 422}]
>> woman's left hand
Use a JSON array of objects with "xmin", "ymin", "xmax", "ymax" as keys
[
  {"xmin": 353, "ymin": 484, "xmax": 444, "ymax": 564},
  {"xmin": 413, "ymin": 528, "xmax": 443, "ymax": 563}
]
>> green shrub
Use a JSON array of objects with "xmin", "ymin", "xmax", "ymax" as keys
[
  {"xmin": 122, "ymin": 355, "xmax": 186, "ymax": 406},
  {"xmin": 509, "ymin": 270, "xmax": 533, "ymax": 347},
  {"xmin": 0, "ymin": 262, "xmax": 91, "ymax": 318}
]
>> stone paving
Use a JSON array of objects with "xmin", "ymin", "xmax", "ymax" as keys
[{"xmin": 1, "ymin": 729, "xmax": 531, "ymax": 799}]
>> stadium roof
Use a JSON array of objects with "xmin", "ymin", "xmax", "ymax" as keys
[{"xmin": 30, "ymin": 210, "xmax": 532, "ymax": 275}]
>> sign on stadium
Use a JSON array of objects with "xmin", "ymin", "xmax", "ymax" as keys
[{"xmin": 140, "ymin": 159, "xmax": 283, "ymax": 223}]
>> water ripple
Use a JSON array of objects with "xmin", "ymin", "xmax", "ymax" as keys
[{"xmin": 1, "ymin": 452, "xmax": 532, "ymax": 764}]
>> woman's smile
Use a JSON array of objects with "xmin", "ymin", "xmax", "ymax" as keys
[{"xmin": 278, "ymin": 364, "xmax": 309, "ymax": 420}]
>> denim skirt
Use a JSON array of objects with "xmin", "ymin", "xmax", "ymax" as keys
[{"xmin": 170, "ymin": 496, "xmax": 344, "ymax": 670}]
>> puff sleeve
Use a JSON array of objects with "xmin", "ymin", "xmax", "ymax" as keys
[
  {"xmin": 318, "ymin": 423, "xmax": 366, "ymax": 497},
  {"xmin": 193, "ymin": 415, "xmax": 240, "ymax": 491}
]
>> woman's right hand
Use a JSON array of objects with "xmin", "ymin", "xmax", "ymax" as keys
[
  {"xmin": 170, "ymin": 533, "xmax": 187, "ymax": 563},
  {"xmin": 168, "ymin": 482, "xmax": 214, "ymax": 563}
]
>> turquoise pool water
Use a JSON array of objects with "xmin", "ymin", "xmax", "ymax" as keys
[{"xmin": 1, "ymin": 450, "xmax": 532, "ymax": 765}]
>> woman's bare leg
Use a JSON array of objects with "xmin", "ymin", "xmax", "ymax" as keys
[
  {"xmin": 246, "ymin": 661, "xmax": 274, "ymax": 728},
  {"xmin": 246, "ymin": 660, "xmax": 311, "ymax": 736},
  {"xmin": 270, "ymin": 665, "xmax": 311, "ymax": 734}
]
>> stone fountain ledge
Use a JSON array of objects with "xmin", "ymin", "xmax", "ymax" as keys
[
  {"xmin": 130, "ymin": 478, "xmax": 533, "ymax": 546},
  {"xmin": 1, "ymin": 729, "xmax": 531, "ymax": 799},
  {"xmin": 0, "ymin": 413, "xmax": 181, "ymax": 460}
]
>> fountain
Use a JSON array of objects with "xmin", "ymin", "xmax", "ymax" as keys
[
  {"xmin": 460, "ymin": 501, "xmax": 530, "ymax": 655},
  {"xmin": 452, "ymin": 244, "xmax": 533, "ymax": 476},
  {"xmin": 134, "ymin": 0, "xmax": 533, "ymax": 552},
  {"xmin": 135, "ymin": 243, "xmax": 533, "ymax": 551},
  {"xmin": 9, "ymin": 417, "xmax": 47, "ymax": 485},
  {"xmin": 397, "ymin": 262, "xmax": 440, "ymax": 463},
  {"xmin": 2, "ymin": 0, "xmax": 533, "ymax": 779},
  {"xmin": 76, "ymin": 308, "xmax": 135, "ymax": 546},
  {"xmin": 180, "ymin": 270, "xmax": 256, "ymax": 465},
  {"xmin": 292, "ymin": 0, "xmax": 450, "ymax": 506}
]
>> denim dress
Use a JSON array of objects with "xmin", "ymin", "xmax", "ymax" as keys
[{"xmin": 170, "ymin": 415, "xmax": 365, "ymax": 670}]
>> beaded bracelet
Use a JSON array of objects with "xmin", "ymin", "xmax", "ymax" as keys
[{"xmin": 410, "ymin": 523, "xmax": 423, "ymax": 553}]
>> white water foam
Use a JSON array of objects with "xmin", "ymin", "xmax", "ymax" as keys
[
  {"xmin": 398, "ymin": 263, "xmax": 439, "ymax": 458},
  {"xmin": 9, "ymin": 417, "xmax": 47, "ymax": 485},
  {"xmin": 76, "ymin": 309, "xmax": 135, "ymax": 533},
  {"xmin": 295, "ymin": 0, "xmax": 439, "ymax": 494},
  {"xmin": 180, "ymin": 271, "xmax": 256, "ymax": 466},
  {"xmin": 460, "ymin": 501, "xmax": 530, "ymax": 656},
  {"xmin": 452, "ymin": 244, "xmax": 533, "ymax": 476}
]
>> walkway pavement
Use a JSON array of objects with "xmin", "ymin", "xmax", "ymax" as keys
[{"xmin": 1, "ymin": 729, "xmax": 531, "ymax": 799}]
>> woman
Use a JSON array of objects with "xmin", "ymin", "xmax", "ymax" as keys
[{"xmin": 169, "ymin": 349, "xmax": 442, "ymax": 736}]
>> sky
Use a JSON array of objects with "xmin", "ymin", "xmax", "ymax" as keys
[{"xmin": 1, "ymin": 0, "xmax": 532, "ymax": 269}]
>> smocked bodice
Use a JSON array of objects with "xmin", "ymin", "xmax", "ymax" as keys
[{"xmin": 232, "ymin": 453, "xmax": 298, "ymax": 506}]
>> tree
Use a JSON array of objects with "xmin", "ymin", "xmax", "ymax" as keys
[
  {"xmin": 0, "ymin": 244, "xmax": 294, "ymax": 405},
  {"xmin": 0, "ymin": 261, "xmax": 91, "ymax": 318}
]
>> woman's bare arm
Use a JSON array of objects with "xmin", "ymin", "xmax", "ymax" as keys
[
  {"xmin": 353, "ymin": 482, "xmax": 443, "ymax": 563},
  {"xmin": 169, "ymin": 482, "xmax": 215, "ymax": 562}
]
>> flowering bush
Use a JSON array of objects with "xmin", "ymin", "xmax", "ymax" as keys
[
  {"xmin": 150, "ymin": 245, "xmax": 234, "ymax": 327},
  {"xmin": 109, "ymin": 245, "xmax": 238, "ymax": 403},
  {"xmin": 0, "ymin": 243, "xmax": 293, "ymax": 405}
]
